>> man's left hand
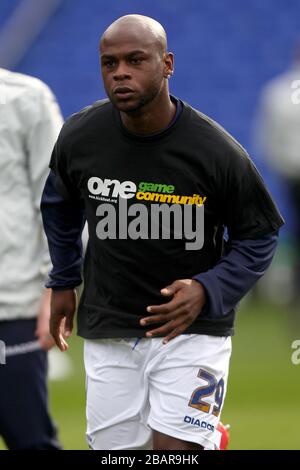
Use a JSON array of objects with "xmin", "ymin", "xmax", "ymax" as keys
[{"xmin": 140, "ymin": 279, "xmax": 206, "ymax": 344}]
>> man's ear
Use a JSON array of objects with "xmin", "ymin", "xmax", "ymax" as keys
[{"xmin": 164, "ymin": 52, "xmax": 174, "ymax": 78}]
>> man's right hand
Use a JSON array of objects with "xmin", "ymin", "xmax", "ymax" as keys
[{"xmin": 50, "ymin": 289, "xmax": 77, "ymax": 351}]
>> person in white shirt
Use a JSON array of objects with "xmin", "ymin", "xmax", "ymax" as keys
[
  {"xmin": 0, "ymin": 68, "xmax": 63, "ymax": 449},
  {"xmin": 255, "ymin": 42, "xmax": 300, "ymax": 307}
]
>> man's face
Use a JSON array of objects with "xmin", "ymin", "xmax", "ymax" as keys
[{"xmin": 100, "ymin": 33, "xmax": 166, "ymax": 113}]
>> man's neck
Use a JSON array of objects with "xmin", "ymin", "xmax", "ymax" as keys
[{"xmin": 119, "ymin": 91, "xmax": 176, "ymax": 136}]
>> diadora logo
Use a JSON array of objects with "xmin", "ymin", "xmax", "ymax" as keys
[
  {"xmin": 184, "ymin": 415, "xmax": 214, "ymax": 432},
  {"xmin": 88, "ymin": 177, "xmax": 136, "ymax": 199}
]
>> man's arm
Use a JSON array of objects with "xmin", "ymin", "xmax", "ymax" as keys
[
  {"xmin": 191, "ymin": 231, "xmax": 279, "ymax": 318},
  {"xmin": 141, "ymin": 143, "xmax": 283, "ymax": 343},
  {"xmin": 140, "ymin": 232, "xmax": 278, "ymax": 343},
  {"xmin": 25, "ymin": 82, "xmax": 63, "ymax": 349},
  {"xmin": 41, "ymin": 171, "xmax": 85, "ymax": 290},
  {"xmin": 40, "ymin": 170, "xmax": 86, "ymax": 350}
]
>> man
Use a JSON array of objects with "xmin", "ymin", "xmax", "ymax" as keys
[
  {"xmin": 0, "ymin": 67, "xmax": 62, "ymax": 449},
  {"xmin": 255, "ymin": 41, "xmax": 300, "ymax": 310},
  {"xmin": 41, "ymin": 15, "xmax": 284, "ymax": 450}
]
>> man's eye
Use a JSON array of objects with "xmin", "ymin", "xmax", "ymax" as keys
[
  {"xmin": 130, "ymin": 58, "xmax": 142, "ymax": 64},
  {"xmin": 104, "ymin": 61, "xmax": 115, "ymax": 68}
]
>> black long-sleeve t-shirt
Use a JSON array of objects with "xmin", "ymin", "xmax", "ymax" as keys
[{"xmin": 41, "ymin": 96, "xmax": 284, "ymax": 339}]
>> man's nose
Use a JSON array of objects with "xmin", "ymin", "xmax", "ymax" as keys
[{"xmin": 113, "ymin": 62, "xmax": 131, "ymax": 81}]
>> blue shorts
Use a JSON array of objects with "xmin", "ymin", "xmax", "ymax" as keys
[{"xmin": 0, "ymin": 318, "xmax": 61, "ymax": 449}]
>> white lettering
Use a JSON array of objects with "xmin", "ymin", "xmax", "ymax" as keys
[{"xmin": 88, "ymin": 177, "xmax": 136, "ymax": 198}]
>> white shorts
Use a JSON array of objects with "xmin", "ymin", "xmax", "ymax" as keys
[{"xmin": 84, "ymin": 334, "xmax": 232, "ymax": 450}]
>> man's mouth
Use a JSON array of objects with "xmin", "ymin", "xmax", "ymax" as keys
[{"xmin": 113, "ymin": 87, "xmax": 134, "ymax": 99}]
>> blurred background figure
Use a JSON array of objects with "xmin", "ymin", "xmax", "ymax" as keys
[
  {"xmin": 0, "ymin": 67, "xmax": 63, "ymax": 449},
  {"xmin": 255, "ymin": 40, "xmax": 300, "ymax": 317}
]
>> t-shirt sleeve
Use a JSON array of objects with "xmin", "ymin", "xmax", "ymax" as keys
[
  {"xmin": 49, "ymin": 129, "xmax": 80, "ymax": 201},
  {"xmin": 221, "ymin": 148, "xmax": 285, "ymax": 240}
]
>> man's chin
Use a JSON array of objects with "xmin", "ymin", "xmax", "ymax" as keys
[
  {"xmin": 114, "ymin": 103, "xmax": 141, "ymax": 113},
  {"xmin": 111, "ymin": 97, "xmax": 143, "ymax": 113}
]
